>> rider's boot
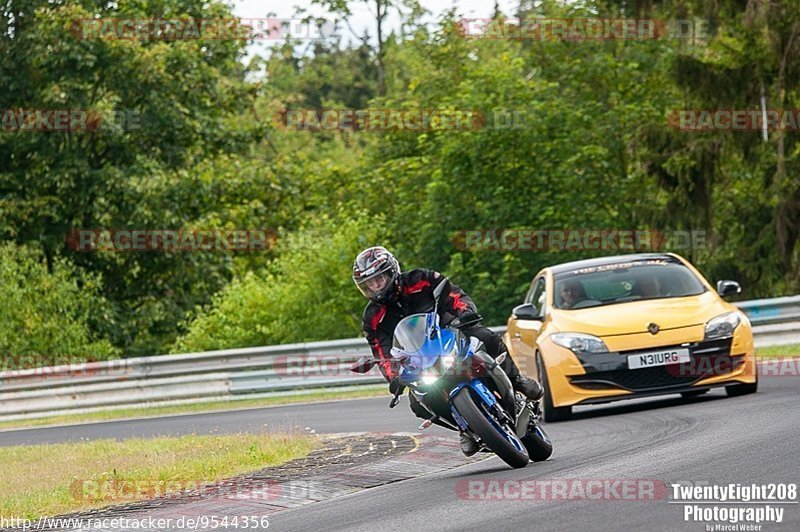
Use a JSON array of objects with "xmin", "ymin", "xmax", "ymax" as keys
[
  {"xmin": 459, "ymin": 431, "xmax": 480, "ymax": 456},
  {"xmin": 513, "ymin": 374, "xmax": 544, "ymax": 402},
  {"xmin": 498, "ymin": 350, "xmax": 544, "ymax": 401}
]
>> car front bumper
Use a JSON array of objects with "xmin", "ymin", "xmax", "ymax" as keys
[{"xmin": 541, "ymin": 329, "xmax": 757, "ymax": 408}]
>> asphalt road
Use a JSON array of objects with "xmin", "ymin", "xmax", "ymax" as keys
[
  {"xmin": 266, "ymin": 377, "xmax": 800, "ymax": 531},
  {"xmin": 2, "ymin": 377, "xmax": 798, "ymax": 531},
  {"xmin": 0, "ymin": 396, "xmax": 443, "ymax": 447}
]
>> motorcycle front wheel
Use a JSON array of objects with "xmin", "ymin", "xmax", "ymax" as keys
[{"xmin": 452, "ymin": 387, "xmax": 529, "ymax": 468}]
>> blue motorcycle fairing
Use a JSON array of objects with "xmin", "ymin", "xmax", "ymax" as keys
[
  {"xmin": 451, "ymin": 407, "xmax": 469, "ymax": 431},
  {"xmin": 398, "ymin": 333, "xmax": 456, "ymax": 385},
  {"xmin": 395, "ymin": 315, "xmax": 461, "ymax": 387},
  {"xmin": 449, "ymin": 378, "xmax": 498, "ymax": 407},
  {"xmin": 461, "ymin": 335, "xmax": 479, "ymax": 360},
  {"xmin": 388, "ymin": 311, "xmax": 533, "ymax": 458}
]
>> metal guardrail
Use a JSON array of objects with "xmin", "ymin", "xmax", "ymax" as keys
[
  {"xmin": 1, "ymin": 296, "xmax": 798, "ymax": 421},
  {"xmin": 0, "ymin": 339, "xmax": 384, "ymax": 421},
  {"xmin": 735, "ymin": 294, "xmax": 800, "ymax": 325}
]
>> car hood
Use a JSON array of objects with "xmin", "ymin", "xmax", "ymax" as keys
[{"xmin": 549, "ymin": 291, "xmax": 733, "ymax": 337}]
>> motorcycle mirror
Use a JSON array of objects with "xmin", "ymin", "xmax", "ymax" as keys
[
  {"xmin": 390, "ymin": 347, "xmax": 409, "ymax": 359},
  {"xmin": 387, "ymin": 351, "xmax": 410, "ymax": 365},
  {"xmin": 350, "ymin": 356, "xmax": 376, "ymax": 373}
]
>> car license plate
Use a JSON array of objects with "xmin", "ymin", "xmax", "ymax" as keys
[{"xmin": 627, "ymin": 348, "xmax": 690, "ymax": 370}]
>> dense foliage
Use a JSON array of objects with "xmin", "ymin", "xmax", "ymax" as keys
[{"xmin": 0, "ymin": 244, "xmax": 117, "ymax": 368}]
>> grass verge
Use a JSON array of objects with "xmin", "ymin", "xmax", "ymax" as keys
[
  {"xmin": 0, "ymin": 432, "xmax": 317, "ymax": 519},
  {"xmin": 755, "ymin": 343, "xmax": 800, "ymax": 358},
  {"xmin": 0, "ymin": 385, "xmax": 385, "ymax": 432}
]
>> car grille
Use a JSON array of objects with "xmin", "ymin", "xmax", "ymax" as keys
[{"xmin": 569, "ymin": 337, "xmax": 741, "ymax": 391}]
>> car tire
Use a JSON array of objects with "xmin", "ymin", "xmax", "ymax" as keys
[
  {"xmin": 725, "ymin": 379, "xmax": 758, "ymax": 397},
  {"xmin": 537, "ymin": 352, "xmax": 572, "ymax": 422},
  {"xmin": 680, "ymin": 389, "xmax": 709, "ymax": 398}
]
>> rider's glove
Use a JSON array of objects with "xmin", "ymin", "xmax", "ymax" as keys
[
  {"xmin": 389, "ymin": 376, "xmax": 405, "ymax": 397},
  {"xmin": 444, "ymin": 311, "xmax": 482, "ymax": 329}
]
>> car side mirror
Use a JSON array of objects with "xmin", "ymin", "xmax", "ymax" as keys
[
  {"xmin": 512, "ymin": 303, "xmax": 542, "ymax": 321},
  {"xmin": 716, "ymin": 280, "xmax": 741, "ymax": 299}
]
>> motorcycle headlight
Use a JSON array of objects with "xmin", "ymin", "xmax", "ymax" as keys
[
  {"xmin": 420, "ymin": 352, "xmax": 457, "ymax": 385},
  {"xmin": 704, "ymin": 312, "xmax": 741, "ymax": 340},
  {"xmin": 550, "ymin": 332, "xmax": 609, "ymax": 354},
  {"xmin": 441, "ymin": 354, "xmax": 456, "ymax": 372}
]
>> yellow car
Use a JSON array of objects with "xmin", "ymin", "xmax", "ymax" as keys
[{"xmin": 504, "ymin": 253, "xmax": 758, "ymax": 421}]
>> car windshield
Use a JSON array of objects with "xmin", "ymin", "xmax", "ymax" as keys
[{"xmin": 553, "ymin": 258, "xmax": 706, "ymax": 310}]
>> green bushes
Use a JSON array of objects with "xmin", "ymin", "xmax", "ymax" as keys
[
  {"xmin": 173, "ymin": 213, "xmax": 390, "ymax": 352},
  {"xmin": 0, "ymin": 244, "xmax": 118, "ymax": 369}
]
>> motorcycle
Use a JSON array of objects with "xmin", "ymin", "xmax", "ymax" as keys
[{"xmin": 350, "ymin": 283, "xmax": 553, "ymax": 469}]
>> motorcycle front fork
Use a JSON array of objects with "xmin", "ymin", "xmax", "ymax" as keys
[{"xmin": 514, "ymin": 395, "xmax": 543, "ymax": 437}]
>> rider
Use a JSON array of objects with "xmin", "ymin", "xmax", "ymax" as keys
[{"xmin": 352, "ymin": 246, "xmax": 544, "ymax": 456}]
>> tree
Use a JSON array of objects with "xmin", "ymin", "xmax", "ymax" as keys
[
  {"xmin": 311, "ymin": 0, "xmax": 425, "ymax": 96},
  {"xmin": 0, "ymin": 0, "xmax": 270, "ymax": 355}
]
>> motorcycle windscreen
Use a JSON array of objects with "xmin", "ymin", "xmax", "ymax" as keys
[{"xmin": 392, "ymin": 313, "xmax": 458, "ymax": 371}]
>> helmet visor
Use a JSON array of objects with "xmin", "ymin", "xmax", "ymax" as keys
[{"xmin": 354, "ymin": 270, "xmax": 394, "ymax": 300}]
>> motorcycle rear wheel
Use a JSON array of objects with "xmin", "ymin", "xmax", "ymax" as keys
[{"xmin": 522, "ymin": 421, "xmax": 553, "ymax": 462}]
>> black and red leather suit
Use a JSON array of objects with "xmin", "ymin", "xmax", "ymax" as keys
[{"xmin": 361, "ymin": 268, "xmax": 525, "ymax": 423}]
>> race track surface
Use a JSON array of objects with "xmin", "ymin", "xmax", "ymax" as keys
[
  {"xmin": 3, "ymin": 376, "xmax": 798, "ymax": 531},
  {"xmin": 267, "ymin": 377, "xmax": 800, "ymax": 531}
]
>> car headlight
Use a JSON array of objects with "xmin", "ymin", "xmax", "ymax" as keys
[
  {"xmin": 550, "ymin": 333, "xmax": 609, "ymax": 354},
  {"xmin": 704, "ymin": 312, "xmax": 741, "ymax": 340}
]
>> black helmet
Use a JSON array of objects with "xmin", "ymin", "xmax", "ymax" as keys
[{"xmin": 352, "ymin": 246, "xmax": 400, "ymax": 303}]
